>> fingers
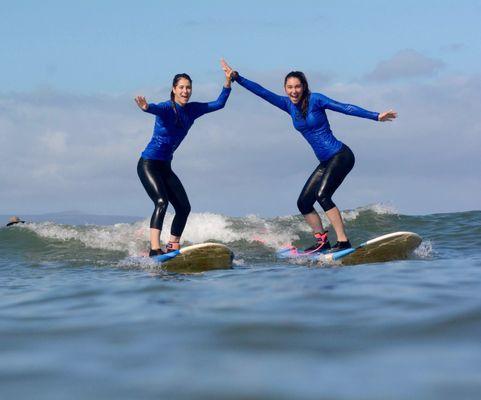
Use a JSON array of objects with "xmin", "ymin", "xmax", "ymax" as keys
[
  {"xmin": 380, "ymin": 109, "xmax": 398, "ymax": 122},
  {"xmin": 220, "ymin": 58, "xmax": 233, "ymax": 72},
  {"xmin": 134, "ymin": 96, "xmax": 147, "ymax": 109}
]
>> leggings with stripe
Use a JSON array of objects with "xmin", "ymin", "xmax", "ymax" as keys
[
  {"xmin": 297, "ymin": 144, "xmax": 355, "ymax": 214},
  {"xmin": 137, "ymin": 158, "xmax": 191, "ymax": 236}
]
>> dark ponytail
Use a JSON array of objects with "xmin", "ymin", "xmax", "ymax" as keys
[
  {"xmin": 170, "ymin": 73, "xmax": 192, "ymax": 127},
  {"xmin": 284, "ymin": 71, "xmax": 310, "ymax": 118}
]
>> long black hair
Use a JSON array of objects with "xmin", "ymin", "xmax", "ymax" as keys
[
  {"xmin": 284, "ymin": 71, "xmax": 310, "ymax": 118},
  {"xmin": 170, "ymin": 73, "xmax": 192, "ymax": 126}
]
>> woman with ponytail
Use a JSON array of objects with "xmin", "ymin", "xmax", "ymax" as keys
[
  {"xmin": 134, "ymin": 68, "xmax": 231, "ymax": 256},
  {"xmin": 221, "ymin": 59, "xmax": 397, "ymax": 252}
]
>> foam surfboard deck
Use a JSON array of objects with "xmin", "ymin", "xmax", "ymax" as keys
[
  {"xmin": 328, "ymin": 231, "xmax": 422, "ymax": 265},
  {"xmin": 278, "ymin": 231, "xmax": 422, "ymax": 266},
  {"xmin": 152, "ymin": 242, "xmax": 234, "ymax": 273}
]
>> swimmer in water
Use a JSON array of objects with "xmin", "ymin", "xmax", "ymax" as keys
[{"xmin": 6, "ymin": 216, "xmax": 25, "ymax": 227}]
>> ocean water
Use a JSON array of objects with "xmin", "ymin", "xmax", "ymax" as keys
[{"xmin": 1, "ymin": 205, "xmax": 481, "ymax": 400}]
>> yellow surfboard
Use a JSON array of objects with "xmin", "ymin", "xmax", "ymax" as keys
[
  {"xmin": 328, "ymin": 231, "xmax": 422, "ymax": 265},
  {"xmin": 154, "ymin": 243, "xmax": 234, "ymax": 273}
]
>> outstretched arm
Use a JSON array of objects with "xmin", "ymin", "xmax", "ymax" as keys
[
  {"xmin": 221, "ymin": 59, "xmax": 289, "ymax": 112},
  {"xmin": 319, "ymin": 94, "xmax": 398, "ymax": 122},
  {"xmin": 134, "ymin": 96, "xmax": 170, "ymax": 117},
  {"xmin": 319, "ymin": 94, "xmax": 380, "ymax": 121}
]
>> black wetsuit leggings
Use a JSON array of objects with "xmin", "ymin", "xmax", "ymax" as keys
[
  {"xmin": 137, "ymin": 158, "xmax": 191, "ymax": 236},
  {"xmin": 297, "ymin": 144, "xmax": 355, "ymax": 214}
]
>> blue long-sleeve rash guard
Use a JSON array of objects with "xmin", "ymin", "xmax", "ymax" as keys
[
  {"xmin": 141, "ymin": 86, "xmax": 231, "ymax": 161},
  {"xmin": 236, "ymin": 75, "xmax": 379, "ymax": 161}
]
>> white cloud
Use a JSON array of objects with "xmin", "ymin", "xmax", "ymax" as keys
[{"xmin": 1, "ymin": 71, "xmax": 480, "ymax": 217}]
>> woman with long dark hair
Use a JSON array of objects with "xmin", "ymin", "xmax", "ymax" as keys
[
  {"xmin": 135, "ymin": 68, "xmax": 231, "ymax": 256},
  {"xmin": 221, "ymin": 59, "xmax": 396, "ymax": 252}
]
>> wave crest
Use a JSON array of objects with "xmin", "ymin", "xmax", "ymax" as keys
[{"xmin": 15, "ymin": 203, "xmax": 402, "ymax": 255}]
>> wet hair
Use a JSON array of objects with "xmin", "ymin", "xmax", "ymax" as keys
[
  {"xmin": 284, "ymin": 71, "xmax": 310, "ymax": 118},
  {"xmin": 170, "ymin": 73, "xmax": 192, "ymax": 127}
]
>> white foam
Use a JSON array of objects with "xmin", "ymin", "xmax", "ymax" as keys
[
  {"xmin": 178, "ymin": 213, "xmax": 303, "ymax": 249},
  {"xmin": 23, "ymin": 221, "xmax": 148, "ymax": 255},
  {"xmin": 21, "ymin": 204, "xmax": 401, "ymax": 255},
  {"xmin": 414, "ymin": 240, "xmax": 434, "ymax": 259}
]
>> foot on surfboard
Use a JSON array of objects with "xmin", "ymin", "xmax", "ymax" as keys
[
  {"xmin": 149, "ymin": 248, "xmax": 165, "ymax": 257},
  {"xmin": 165, "ymin": 242, "xmax": 181, "ymax": 253},
  {"xmin": 303, "ymin": 231, "xmax": 331, "ymax": 253},
  {"xmin": 330, "ymin": 240, "xmax": 352, "ymax": 252}
]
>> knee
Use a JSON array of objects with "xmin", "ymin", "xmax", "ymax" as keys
[
  {"xmin": 317, "ymin": 195, "xmax": 335, "ymax": 212},
  {"xmin": 154, "ymin": 197, "xmax": 168, "ymax": 212},
  {"xmin": 297, "ymin": 195, "xmax": 314, "ymax": 215}
]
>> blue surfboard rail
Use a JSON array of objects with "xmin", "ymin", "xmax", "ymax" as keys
[
  {"xmin": 277, "ymin": 246, "xmax": 353, "ymax": 262},
  {"xmin": 330, "ymin": 246, "xmax": 358, "ymax": 261},
  {"xmin": 152, "ymin": 250, "xmax": 181, "ymax": 263}
]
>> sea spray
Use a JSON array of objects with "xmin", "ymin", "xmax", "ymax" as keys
[{"xmin": 15, "ymin": 203, "xmax": 415, "ymax": 261}]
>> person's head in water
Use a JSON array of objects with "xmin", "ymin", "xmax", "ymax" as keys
[
  {"xmin": 284, "ymin": 71, "xmax": 310, "ymax": 118},
  {"xmin": 171, "ymin": 73, "xmax": 192, "ymax": 106},
  {"xmin": 6, "ymin": 216, "xmax": 25, "ymax": 227}
]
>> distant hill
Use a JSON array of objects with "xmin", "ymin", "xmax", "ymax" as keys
[{"xmin": 1, "ymin": 211, "xmax": 143, "ymax": 226}]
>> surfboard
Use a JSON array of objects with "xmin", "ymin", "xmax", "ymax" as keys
[
  {"xmin": 277, "ymin": 231, "xmax": 422, "ymax": 266},
  {"xmin": 152, "ymin": 242, "xmax": 234, "ymax": 273}
]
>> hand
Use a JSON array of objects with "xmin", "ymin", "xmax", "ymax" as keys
[
  {"xmin": 134, "ymin": 96, "xmax": 148, "ymax": 111},
  {"xmin": 221, "ymin": 58, "xmax": 235, "ymax": 80},
  {"xmin": 378, "ymin": 109, "xmax": 397, "ymax": 122}
]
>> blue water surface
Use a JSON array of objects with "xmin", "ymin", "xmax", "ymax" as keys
[{"xmin": 1, "ymin": 210, "xmax": 481, "ymax": 400}]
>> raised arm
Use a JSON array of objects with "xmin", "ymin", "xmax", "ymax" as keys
[
  {"xmin": 221, "ymin": 59, "xmax": 289, "ymax": 113},
  {"xmin": 189, "ymin": 86, "xmax": 231, "ymax": 120},
  {"xmin": 188, "ymin": 63, "xmax": 234, "ymax": 119}
]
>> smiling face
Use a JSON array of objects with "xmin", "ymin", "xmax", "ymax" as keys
[
  {"xmin": 172, "ymin": 78, "xmax": 192, "ymax": 106},
  {"xmin": 284, "ymin": 77, "xmax": 304, "ymax": 104}
]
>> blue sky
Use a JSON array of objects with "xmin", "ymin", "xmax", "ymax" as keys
[
  {"xmin": 3, "ymin": 0, "xmax": 480, "ymax": 92},
  {"xmin": 1, "ymin": 1, "xmax": 481, "ymax": 217}
]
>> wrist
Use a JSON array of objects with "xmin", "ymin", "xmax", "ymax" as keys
[{"xmin": 231, "ymin": 71, "xmax": 239, "ymax": 82}]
